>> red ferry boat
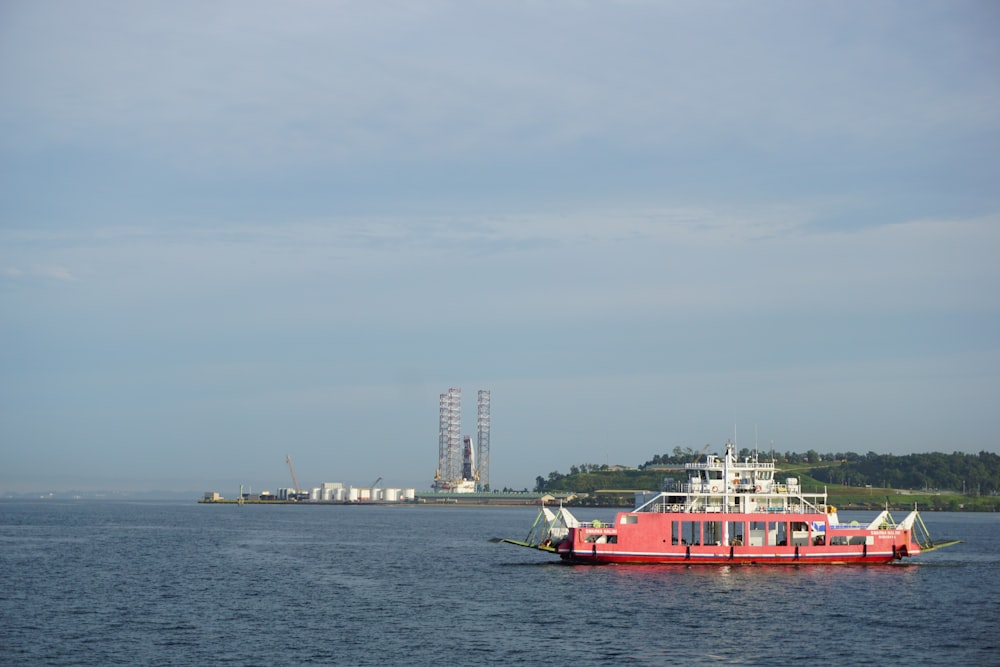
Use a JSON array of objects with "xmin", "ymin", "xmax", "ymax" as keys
[{"xmin": 501, "ymin": 442, "xmax": 958, "ymax": 565}]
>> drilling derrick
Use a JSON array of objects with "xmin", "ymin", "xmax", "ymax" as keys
[
  {"xmin": 477, "ymin": 390, "xmax": 491, "ymax": 492},
  {"xmin": 462, "ymin": 435, "xmax": 476, "ymax": 481}
]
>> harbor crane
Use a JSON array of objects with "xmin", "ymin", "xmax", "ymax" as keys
[
  {"xmin": 692, "ymin": 444, "xmax": 711, "ymax": 465},
  {"xmin": 370, "ymin": 477, "xmax": 382, "ymax": 488},
  {"xmin": 286, "ymin": 454, "xmax": 302, "ymax": 495}
]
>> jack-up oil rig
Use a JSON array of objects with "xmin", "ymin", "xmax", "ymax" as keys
[{"xmin": 433, "ymin": 388, "xmax": 490, "ymax": 493}]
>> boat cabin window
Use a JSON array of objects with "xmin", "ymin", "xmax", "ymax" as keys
[
  {"xmin": 673, "ymin": 520, "xmax": 701, "ymax": 546},
  {"xmin": 583, "ymin": 533, "xmax": 617, "ymax": 544},
  {"xmin": 790, "ymin": 521, "xmax": 810, "ymax": 547},
  {"xmin": 749, "ymin": 521, "xmax": 767, "ymax": 547},
  {"xmin": 704, "ymin": 521, "xmax": 723, "ymax": 546},
  {"xmin": 769, "ymin": 521, "xmax": 788, "ymax": 546},
  {"xmin": 670, "ymin": 519, "xmax": 806, "ymax": 548},
  {"xmin": 727, "ymin": 520, "xmax": 743, "ymax": 546}
]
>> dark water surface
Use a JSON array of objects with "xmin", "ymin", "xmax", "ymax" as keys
[{"xmin": 1, "ymin": 501, "xmax": 996, "ymax": 666}]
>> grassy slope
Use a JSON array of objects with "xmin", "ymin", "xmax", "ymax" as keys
[{"xmin": 550, "ymin": 462, "xmax": 999, "ymax": 511}]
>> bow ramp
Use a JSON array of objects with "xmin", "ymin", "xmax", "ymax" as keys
[
  {"xmin": 495, "ymin": 506, "xmax": 580, "ymax": 553},
  {"xmin": 899, "ymin": 509, "xmax": 963, "ymax": 553}
]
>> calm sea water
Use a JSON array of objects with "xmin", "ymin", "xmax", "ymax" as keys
[{"xmin": 1, "ymin": 501, "xmax": 996, "ymax": 666}]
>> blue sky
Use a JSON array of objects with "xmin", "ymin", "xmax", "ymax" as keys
[{"xmin": 2, "ymin": 1, "xmax": 998, "ymax": 494}]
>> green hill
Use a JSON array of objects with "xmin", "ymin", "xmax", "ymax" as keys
[{"xmin": 534, "ymin": 450, "xmax": 1000, "ymax": 511}]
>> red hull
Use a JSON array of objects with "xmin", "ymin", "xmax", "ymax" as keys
[{"xmin": 556, "ymin": 548, "xmax": 905, "ymax": 566}]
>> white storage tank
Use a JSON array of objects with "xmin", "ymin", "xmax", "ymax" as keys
[
  {"xmin": 403, "ymin": 488, "xmax": 416, "ymax": 501},
  {"xmin": 347, "ymin": 487, "xmax": 360, "ymax": 502},
  {"xmin": 383, "ymin": 488, "xmax": 400, "ymax": 502}
]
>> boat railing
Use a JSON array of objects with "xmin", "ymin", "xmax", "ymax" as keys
[
  {"xmin": 682, "ymin": 482, "xmax": 790, "ymax": 494},
  {"xmin": 638, "ymin": 502, "xmax": 835, "ymax": 515},
  {"xmin": 648, "ymin": 501, "xmax": 683, "ymax": 513},
  {"xmin": 686, "ymin": 460, "xmax": 776, "ymax": 471}
]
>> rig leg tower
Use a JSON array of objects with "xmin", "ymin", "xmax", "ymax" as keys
[
  {"xmin": 477, "ymin": 390, "xmax": 491, "ymax": 492},
  {"xmin": 434, "ymin": 387, "xmax": 462, "ymax": 491}
]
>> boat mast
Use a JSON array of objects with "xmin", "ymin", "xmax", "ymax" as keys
[{"xmin": 723, "ymin": 440, "xmax": 731, "ymax": 545}]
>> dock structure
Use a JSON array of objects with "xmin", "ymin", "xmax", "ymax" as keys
[
  {"xmin": 200, "ymin": 485, "xmax": 417, "ymax": 504},
  {"xmin": 200, "ymin": 490, "xmax": 575, "ymax": 506}
]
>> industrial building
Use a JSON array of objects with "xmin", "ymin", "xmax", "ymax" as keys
[{"xmin": 201, "ymin": 484, "xmax": 417, "ymax": 504}]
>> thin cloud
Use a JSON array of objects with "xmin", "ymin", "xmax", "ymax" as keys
[
  {"xmin": 3, "ymin": 2, "xmax": 996, "ymax": 171},
  {"xmin": 36, "ymin": 266, "xmax": 78, "ymax": 282},
  {"xmin": 5, "ymin": 206, "xmax": 992, "ymax": 326},
  {"xmin": 0, "ymin": 265, "xmax": 78, "ymax": 282}
]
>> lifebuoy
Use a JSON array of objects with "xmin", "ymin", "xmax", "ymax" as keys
[
  {"xmin": 755, "ymin": 485, "xmax": 762, "ymax": 492},
  {"xmin": 671, "ymin": 504, "xmax": 680, "ymax": 512},
  {"xmin": 711, "ymin": 485, "xmax": 718, "ymax": 493}
]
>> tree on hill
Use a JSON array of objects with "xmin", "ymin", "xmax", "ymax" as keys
[{"xmin": 540, "ymin": 449, "xmax": 1000, "ymax": 497}]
